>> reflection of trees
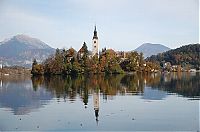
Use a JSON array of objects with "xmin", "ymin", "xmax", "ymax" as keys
[
  {"xmin": 146, "ymin": 73, "xmax": 200, "ymax": 98},
  {"xmin": 120, "ymin": 73, "xmax": 144, "ymax": 95},
  {"xmin": 32, "ymin": 74, "xmax": 138, "ymax": 102},
  {"xmin": 99, "ymin": 75, "xmax": 124, "ymax": 96},
  {"xmin": 43, "ymin": 76, "xmax": 80, "ymax": 101},
  {"xmin": 31, "ymin": 76, "xmax": 44, "ymax": 91},
  {"xmin": 31, "ymin": 72, "xmax": 200, "ymax": 104}
]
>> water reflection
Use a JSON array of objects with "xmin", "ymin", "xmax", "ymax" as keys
[
  {"xmin": 0, "ymin": 76, "xmax": 53, "ymax": 115},
  {"xmin": 0, "ymin": 72, "xmax": 199, "ymax": 116},
  {"xmin": 148, "ymin": 72, "xmax": 200, "ymax": 98},
  {"xmin": 142, "ymin": 87, "xmax": 167, "ymax": 100},
  {"xmin": 93, "ymin": 88, "xmax": 100, "ymax": 125}
]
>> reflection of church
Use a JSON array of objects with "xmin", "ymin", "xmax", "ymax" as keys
[
  {"xmin": 93, "ymin": 89, "xmax": 100, "ymax": 125},
  {"xmin": 0, "ymin": 80, "xmax": 2, "ymax": 87}
]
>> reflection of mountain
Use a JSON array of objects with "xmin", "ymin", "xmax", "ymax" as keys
[
  {"xmin": 0, "ymin": 77, "xmax": 53, "ymax": 115},
  {"xmin": 142, "ymin": 87, "xmax": 167, "ymax": 100}
]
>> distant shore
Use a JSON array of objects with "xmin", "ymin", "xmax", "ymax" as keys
[{"xmin": 0, "ymin": 66, "xmax": 31, "ymax": 76}]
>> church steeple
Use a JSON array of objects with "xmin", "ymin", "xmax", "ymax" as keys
[
  {"xmin": 92, "ymin": 25, "xmax": 99, "ymax": 56},
  {"xmin": 93, "ymin": 25, "xmax": 98, "ymax": 39}
]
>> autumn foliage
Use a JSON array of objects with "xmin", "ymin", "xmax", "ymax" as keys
[{"xmin": 31, "ymin": 42, "xmax": 159, "ymax": 75}]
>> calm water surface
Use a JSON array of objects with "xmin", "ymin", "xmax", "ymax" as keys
[{"xmin": 0, "ymin": 73, "xmax": 199, "ymax": 131}]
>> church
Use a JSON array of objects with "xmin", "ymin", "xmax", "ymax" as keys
[
  {"xmin": 92, "ymin": 25, "xmax": 99, "ymax": 57},
  {"xmin": 77, "ymin": 25, "xmax": 99, "ymax": 58}
]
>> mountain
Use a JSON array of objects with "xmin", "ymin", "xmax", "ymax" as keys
[
  {"xmin": 135, "ymin": 43, "xmax": 170, "ymax": 58},
  {"xmin": 146, "ymin": 44, "xmax": 200, "ymax": 69},
  {"xmin": 0, "ymin": 34, "xmax": 55, "ymax": 67}
]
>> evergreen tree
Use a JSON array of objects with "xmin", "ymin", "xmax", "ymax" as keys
[{"xmin": 31, "ymin": 59, "xmax": 44, "ymax": 75}]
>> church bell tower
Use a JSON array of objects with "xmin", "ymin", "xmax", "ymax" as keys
[{"xmin": 92, "ymin": 25, "xmax": 99, "ymax": 57}]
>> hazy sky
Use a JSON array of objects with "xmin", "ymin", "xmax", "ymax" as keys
[{"xmin": 0, "ymin": 0, "xmax": 199, "ymax": 51}]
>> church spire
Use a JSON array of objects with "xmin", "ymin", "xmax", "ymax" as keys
[
  {"xmin": 93, "ymin": 25, "xmax": 98, "ymax": 39},
  {"xmin": 92, "ymin": 25, "xmax": 99, "ymax": 57}
]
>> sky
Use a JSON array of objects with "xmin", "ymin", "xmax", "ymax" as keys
[{"xmin": 0, "ymin": 0, "xmax": 199, "ymax": 51}]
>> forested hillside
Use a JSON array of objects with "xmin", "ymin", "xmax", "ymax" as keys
[{"xmin": 146, "ymin": 44, "xmax": 200, "ymax": 69}]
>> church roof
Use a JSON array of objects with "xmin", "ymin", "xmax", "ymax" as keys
[{"xmin": 93, "ymin": 25, "xmax": 98, "ymax": 39}]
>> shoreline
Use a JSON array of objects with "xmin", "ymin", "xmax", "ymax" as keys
[{"xmin": 0, "ymin": 66, "xmax": 199, "ymax": 76}]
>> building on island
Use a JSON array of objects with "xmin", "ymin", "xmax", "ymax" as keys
[{"xmin": 92, "ymin": 25, "xmax": 99, "ymax": 57}]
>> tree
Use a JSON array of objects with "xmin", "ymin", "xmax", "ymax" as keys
[
  {"xmin": 31, "ymin": 59, "xmax": 44, "ymax": 75},
  {"xmin": 71, "ymin": 57, "xmax": 82, "ymax": 75},
  {"xmin": 33, "ymin": 59, "xmax": 37, "ymax": 66},
  {"xmin": 52, "ymin": 48, "xmax": 64, "ymax": 74},
  {"xmin": 77, "ymin": 42, "xmax": 90, "ymax": 73},
  {"xmin": 127, "ymin": 51, "xmax": 139, "ymax": 71}
]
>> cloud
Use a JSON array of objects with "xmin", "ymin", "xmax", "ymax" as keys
[
  {"xmin": 0, "ymin": 6, "xmax": 54, "ymax": 27},
  {"xmin": 0, "ymin": 0, "xmax": 198, "ymax": 50},
  {"xmin": 0, "ymin": 6, "xmax": 60, "ymax": 47}
]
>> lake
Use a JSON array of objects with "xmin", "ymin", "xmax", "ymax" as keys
[{"xmin": 0, "ymin": 72, "xmax": 199, "ymax": 131}]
